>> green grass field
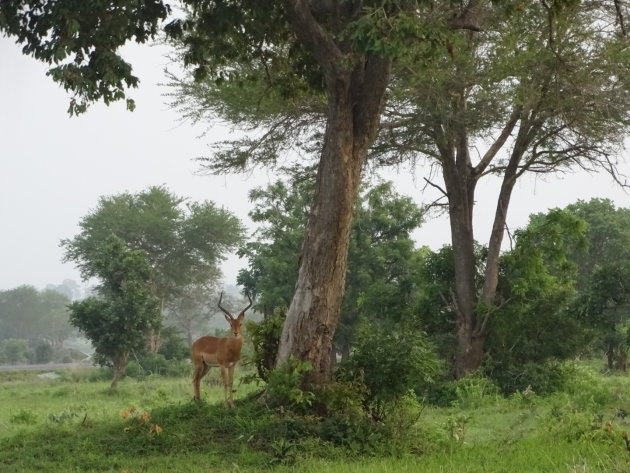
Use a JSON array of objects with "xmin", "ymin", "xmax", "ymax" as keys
[{"xmin": 1, "ymin": 364, "xmax": 630, "ymax": 472}]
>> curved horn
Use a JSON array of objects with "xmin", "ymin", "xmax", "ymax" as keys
[
  {"xmin": 239, "ymin": 293, "xmax": 253, "ymax": 317},
  {"xmin": 217, "ymin": 291, "xmax": 233, "ymax": 319}
]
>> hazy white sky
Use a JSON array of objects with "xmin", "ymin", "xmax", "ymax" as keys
[{"xmin": 1, "ymin": 35, "xmax": 628, "ymax": 293}]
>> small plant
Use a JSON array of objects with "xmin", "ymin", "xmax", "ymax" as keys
[
  {"xmin": 444, "ymin": 413, "xmax": 472, "ymax": 444},
  {"xmin": 266, "ymin": 358, "xmax": 315, "ymax": 410},
  {"xmin": 121, "ymin": 406, "xmax": 163, "ymax": 437},
  {"xmin": 48, "ymin": 408, "xmax": 78, "ymax": 424},
  {"xmin": 10, "ymin": 408, "xmax": 38, "ymax": 425},
  {"xmin": 269, "ymin": 438, "xmax": 296, "ymax": 465}
]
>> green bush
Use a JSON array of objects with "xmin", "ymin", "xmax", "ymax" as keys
[
  {"xmin": 1, "ymin": 338, "xmax": 28, "ymax": 364},
  {"xmin": 126, "ymin": 353, "xmax": 190, "ymax": 378},
  {"xmin": 158, "ymin": 327, "xmax": 190, "ymax": 360},
  {"xmin": 245, "ymin": 308, "xmax": 285, "ymax": 382},
  {"xmin": 266, "ymin": 358, "xmax": 315, "ymax": 410},
  {"xmin": 338, "ymin": 323, "xmax": 442, "ymax": 418},
  {"xmin": 488, "ymin": 359, "xmax": 575, "ymax": 395},
  {"xmin": 33, "ymin": 342, "xmax": 54, "ymax": 364}
]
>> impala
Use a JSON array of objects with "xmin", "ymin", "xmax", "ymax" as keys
[{"xmin": 192, "ymin": 292, "xmax": 252, "ymax": 405}]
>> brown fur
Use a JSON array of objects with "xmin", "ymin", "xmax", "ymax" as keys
[{"xmin": 192, "ymin": 293, "xmax": 251, "ymax": 405}]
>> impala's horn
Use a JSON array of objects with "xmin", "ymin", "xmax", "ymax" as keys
[
  {"xmin": 239, "ymin": 293, "xmax": 253, "ymax": 318},
  {"xmin": 217, "ymin": 291, "xmax": 233, "ymax": 319}
]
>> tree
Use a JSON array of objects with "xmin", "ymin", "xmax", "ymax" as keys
[
  {"xmin": 372, "ymin": 0, "xmax": 630, "ymax": 376},
  {"xmin": 68, "ymin": 235, "xmax": 160, "ymax": 389},
  {"xmin": 563, "ymin": 199, "xmax": 630, "ymax": 370},
  {"xmin": 164, "ymin": 282, "xmax": 217, "ymax": 347},
  {"xmin": 239, "ymin": 178, "xmax": 424, "ymax": 368},
  {"xmin": 1, "ymin": 0, "xmax": 450, "ymax": 385},
  {"xmin": 0, "ymin": 285, "xmax": 73, "ymax": 347},
  {"xmin": 62, "ymin": 185, "xmax": 243, "ymax": 349},
  {"xmin": 487, "ymin": 209, "xmax": 589, "ymax": 392}
]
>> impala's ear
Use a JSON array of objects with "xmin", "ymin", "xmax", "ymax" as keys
[
  {"xmin": 224, "ymin": 313, "xmax": 233, "ymax": 324},
  {"xmin": 237, "ymin": 312, "xmax": 245, "ymax": 322}
]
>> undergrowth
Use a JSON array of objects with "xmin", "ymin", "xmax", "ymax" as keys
[{"xmin": 1, "ymin": 361, "xmax": 630, "ymax": 472}]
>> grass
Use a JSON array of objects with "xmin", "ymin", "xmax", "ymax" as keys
[{"xmin": 1, "ymin": 363, "xmax": 630, "ymax": 472}]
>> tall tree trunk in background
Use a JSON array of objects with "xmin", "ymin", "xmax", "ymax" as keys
[
  {"xmin": 446, "ymin": 111, "xmax": 524, "ymax": 378},
  {"xmin": 440, "ymin": 137, "xmax": 484, "ymax": 378},
  {"xmin": 276, "ymin": 0, "xmax": 391, "ymax": 385}
]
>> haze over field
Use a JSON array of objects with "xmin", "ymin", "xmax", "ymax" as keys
[{"xmin": 1, "ymin": 36, "xmax": 628, "ymax": 293}]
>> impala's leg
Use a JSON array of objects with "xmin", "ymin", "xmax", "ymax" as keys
[
  {"xmin": 220, "ymin": 365, "xmax": 231, "ymax": 407},
  {"xmin": 193, "ymin": 361, "xmax": 209, "ymax": 401},
  {"xmin": 228, "ymin": 364, "xmax": 236, "ymax": 405}
]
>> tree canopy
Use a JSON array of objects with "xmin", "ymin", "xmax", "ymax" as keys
[{"xmin": 62, "ymin": 185, "xmax": 244, "ymax": 311}]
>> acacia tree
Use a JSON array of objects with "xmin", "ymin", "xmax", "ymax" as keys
[
  {"xmin": 68, "ymin": 235, "xmax": 160, "ymax": 389},
  {"xmin": 1, "ymin": 0, "xmax": 447, "ymax": 385},
  {"xmin": 373, "ymin": 0, "xmax": 630, "ymax": 376}
]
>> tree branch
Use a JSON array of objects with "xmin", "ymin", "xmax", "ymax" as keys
[
  {"xmin": 284, "ymin": 0, "xmax": 346, "ymax": 82},
  {"xmin": 474, "ymin": 105, "xmax": 522, "ymax": 176}
]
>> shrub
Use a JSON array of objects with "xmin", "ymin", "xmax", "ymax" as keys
[
  {"xmin": 33, "ymin": 341, "xmax": 54, "ymax": 363},
  {"xmin": 487, "ymin": 359, "xmax": 575, "ymax": 395},
  {"xmin": 158, "ymin": 328, "xmax": 189, "ymax": 360},
  {"xmin": 338, "ymin": 323, "xmax": 442, "ymax": 419},
  {"xmin": 126, "ymin": 353, "xmax": 190, "ymax": 378},
  {"xmin": 245, "ymin": 308, "xmax": 285, "ymax": 382},
  {"xmin": 266, "ymin": 358, "xmax": 315, "ymax": 410},
  {"xmin": 1, "ymin": 338, "xmax": 28, "ymax": 364}
]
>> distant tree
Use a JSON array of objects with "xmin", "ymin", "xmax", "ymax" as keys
[
  {"xmin": 564, "ymin": 199, "xmax": 630, "ymax": 370},
  {"xmin": 0, "ymin": 286, "xmax": 73, "ymax": 347},
  {"xmin": 62, "ymin": 185, "xmax": 244, "ymax": 350},
  {"xmin": 46, "ymin": 279, "xmax": 82, "ymax": 300},
  {"xmin": 0, "ymin": 339, "xmax": 28, "ymax": 365},
  {"xmin": 68, "ymin": 235, "xmax": 160, "ymax": 389}
]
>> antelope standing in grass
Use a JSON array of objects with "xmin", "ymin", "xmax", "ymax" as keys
[{"xmin": 192, "ymin": 292, "xmax": 252, "ymax": 405}]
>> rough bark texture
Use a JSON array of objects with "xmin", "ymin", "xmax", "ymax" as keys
[{"xmin": 276, "ymin": 0, "xmax": 391, "ymax": 385}]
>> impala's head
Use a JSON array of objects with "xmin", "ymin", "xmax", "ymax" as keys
[{"xmin": 217, "ymin": 291, "xmax": 253, "ymax": 338}]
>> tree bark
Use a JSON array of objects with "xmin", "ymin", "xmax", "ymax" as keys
[
  {"xmin": 110, "ymin": 352, "xmax": 129, "ymax": 390},
  {"xmin": 441, "ymin": 146, "xmax": 483, "ymax": 378},
  {"xmin": 277, "ymin": 0, "xmax": 391, "ymax": 385}
]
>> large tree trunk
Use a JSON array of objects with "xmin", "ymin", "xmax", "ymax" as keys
[
  {"xmin": 277, "ymin": 0, "xmax": 391, "ymax": 385},
  {"xmin": 442, "ymin": 148, "xmax": 483, "ymax": 378},
  {"xmin": 276, "ymin": 73, "xmax": 387, "ymax": 384}
]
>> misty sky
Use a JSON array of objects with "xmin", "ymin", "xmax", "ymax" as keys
[{"xmin": 1, "ymin": 35, "xmax": 628, "ymax": 293}]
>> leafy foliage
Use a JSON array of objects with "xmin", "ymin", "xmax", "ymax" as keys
[
  {"xmin": 0, "ymin": 0, "xmax": 170, "ymax": 114},
  {"xmin": 62, "ymin": 186, "xmax": 244, "ymax": 332},
  {"xmin": 0, "ymin": 286, "xmax": 73, "ymax": 346},
  {"xmin": 245, "ymin": 307, "xmax": 285, "ymax": 382},
  {"xmin": 239, "ymin": 177, "xmax": 425, "ymax": 360},
  {"xmin": 339, "ymin": 322, "xmax": 441, "ymax": 419},
  {"xmin": 68, "ymin": 235, "xmax": 160, "ymax": 387},
  {"xmin": 486, "ymin": 209, "xmax": 588, "ymax": 392}
]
